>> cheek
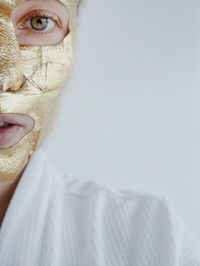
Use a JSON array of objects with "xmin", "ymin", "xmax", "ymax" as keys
[
  {"xmin": 20, "ymin": 33, "xmax": 74, "ymax": 92},
  {"xmin": 20, "ymin": 52, "xmax": 68, "ymax": 93},
  {"xmin": 31, "ymin": 92, "xmax": 61, "ymax": 143},
  {"xmin": 21, "ymin": 62, "xmax": 69, "ymax": 93}
]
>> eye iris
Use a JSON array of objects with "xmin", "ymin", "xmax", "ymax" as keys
[{"xmin": 30, "ymin": 17, "xmax": 49, "ymax": 31}]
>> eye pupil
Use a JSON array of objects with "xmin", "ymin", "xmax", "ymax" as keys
[{"xmin": 30, "ymin": 17, "xmax": 48, "ymax": 31}]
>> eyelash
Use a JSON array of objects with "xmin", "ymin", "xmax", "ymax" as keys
[{"xmin": 17, "ymin": 10, "xmax": 63, "ymax": 35}]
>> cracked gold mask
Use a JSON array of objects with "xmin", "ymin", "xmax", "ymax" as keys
[{"xmin": 0, "ymin": 0, "xmax": 78, "ymax": 181}]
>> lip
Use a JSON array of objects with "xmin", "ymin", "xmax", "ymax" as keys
[{"xmin": 0, "ymin": 113, "xmax": 34, "ymax": 149}]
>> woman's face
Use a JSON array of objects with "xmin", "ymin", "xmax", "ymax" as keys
[
  {"xmin": 0, "ymin": 0, "xmax": 78, "ymax": 181},
  {"xmin": 0, "ymin": 0, "xmax": 69, "ymax": 150}
]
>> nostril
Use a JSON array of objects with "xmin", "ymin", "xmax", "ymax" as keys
[
  {"xmin": 0, "ymin": 76, "xmax": 10, "ymax": 92},
  {"xmin": 0, "ymin": 75, "xmax": 26, "ymax": 93}
]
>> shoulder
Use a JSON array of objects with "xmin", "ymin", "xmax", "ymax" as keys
[
  {"xmin": 42, "ymin": 148, "xmax": 177, "ymax": 222},
  {"xmin": 43, "ymin": 150, "xmax": 200, "ymax": 265},
  {"xmin": 40, "ymin": 147, "xmax": 167, "ymax": 203},
  {"xmin": 50, "ymin": 157, "xmax": 177, "ymax": 234},
  {"xmin": 41, "ymin": 149, "xmax": 187, "ymax": 237},
  {"xmin": 59, "ymin": 175, "xmax": 200, "ymax": 265}
]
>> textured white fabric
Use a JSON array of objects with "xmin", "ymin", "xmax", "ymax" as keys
[{"xmin": 0, "ymin": 146, "xmax": 199, "ymax": 265}]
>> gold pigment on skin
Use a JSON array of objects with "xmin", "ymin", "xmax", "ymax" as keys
[{"xmin": 0, "ymin": 0, "xmax": 78, "ymax": 181}]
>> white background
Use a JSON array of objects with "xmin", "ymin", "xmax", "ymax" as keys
[{"xmin": 43, "ymin": 0, "xmax": 200, "ymax": 238}]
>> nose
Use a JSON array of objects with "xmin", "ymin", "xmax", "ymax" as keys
[{"xmin": 0, "ymin": 11, "xmax": 24, "ymax": 92}]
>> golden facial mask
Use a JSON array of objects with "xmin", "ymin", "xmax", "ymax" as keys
[{"xmin": 0, "ymin": 0, "xmax": 78, "ymax": 181}]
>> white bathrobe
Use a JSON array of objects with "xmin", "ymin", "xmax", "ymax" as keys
[{"xmin": 0, "ymin": 146, "xmax": 199, "ymax": 266}]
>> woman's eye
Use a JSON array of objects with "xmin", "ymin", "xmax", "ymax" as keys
[
  {"xmin": 19, "ymin": 14, "xmax": 58, "ymax": 33},
  {"xmin": 30, "ymin": 17, "xmax": 51, "ymax": 31},
  {"xmin": 12, "ymin": 8, "xmax": 69, "ymax": 45}
]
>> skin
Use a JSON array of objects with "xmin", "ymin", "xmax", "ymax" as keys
[{"xmin": 0, "ymin": 0, "xmax": 69, "ymax": 227}]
